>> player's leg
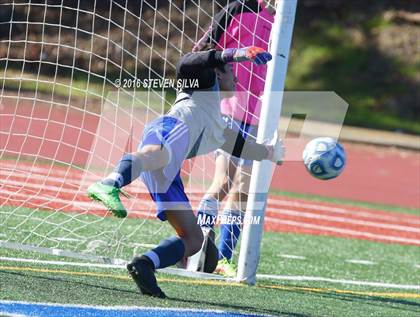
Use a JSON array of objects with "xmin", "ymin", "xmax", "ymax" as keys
[
  {"xmin": 197, "ymin": 115, "xmax": 239, "ymax": 226},
  {"xmin": 127, "ymin": 118, "xmax": 194, "ymax": 297},
  {"xmin": 216, "ymin": 120, "xmax": 256, "ymax": 276},
  {"xmin": 218, "ymin": 164, "xmax": 251, "ymax": 261},
  {"xmin": 214, "ymin": 165, "xmax": 251, "ymax": 277},
  {"xmin": 128, "ymin": 169, "xmax": 202, "ymax": 298},
  {"xmin": 166, "ymin": 209, "xmax": 204, "ymax": 256},
  {"xmin": 87, "ymin": 116, "xmax": 185, "ymax": 217},
  {"xmin": 127, "ymin": 207, "xmax": 202, "ymax": 298},
  {"xmin": 102, "ymin": 144, "xmax": 170, "ymax": 188},
  {"xmin": 87, "ymin": 144, "xmax": 169, "ymax": 217},
  {"xmin": 197, "ymin": 153, "xmax": 237, "ymax": 226},
  {"xmin": 188, "ymin": 152, "xmax": 237, "ymax": 272}
]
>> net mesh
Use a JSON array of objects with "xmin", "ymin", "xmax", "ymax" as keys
[{"xmin": 0, "ymin": 0, "xmax": 273, "ymax": 265}]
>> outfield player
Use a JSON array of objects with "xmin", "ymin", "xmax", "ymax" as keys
[
  {"xmin": 193, "ymin": 0, "xmax": 276, "ymax": 276},
  {"xmin": 87, "ymin": 47, "xmax": 284, "ymax": 298}
]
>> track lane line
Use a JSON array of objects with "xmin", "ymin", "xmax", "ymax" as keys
[
  {"xmin": 3, "ymin": 177, "xmax": 420, "ymax": 234},
  {"xmin": 264, "ymin": 217, "xmax": 420, "ymax": 245},
  {"xmin": 2, "ymin": 174, "xmax": 419, "ymax": 231}
]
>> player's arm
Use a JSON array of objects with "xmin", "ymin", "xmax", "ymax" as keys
[
  {"xmin": 221, "ymin": 128, "xmax": 284, "ymax": 164},
  {"xmin": 177, "ymin": 48, "xmax": 272, "ymax": 89},
  {"xmin": 178, "ymin": 50, "xmax": 226, "ymax": 71},
  {"xmin": 176, "ymin": 50, "xmax": 225, "ymax": 89}
]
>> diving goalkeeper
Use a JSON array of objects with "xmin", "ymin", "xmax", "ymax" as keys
[{"xmin": 87, "ymin": 47, "xmax": 284, "ymax": 298}]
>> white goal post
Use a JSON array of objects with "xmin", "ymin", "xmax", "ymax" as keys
[
  {"xmin": 0, "ymin": 0, "xmax": 297, "ymax": 283},
  {"xmin": 237, "ymin": 0, "xmax": 297, "ymax": 284}
]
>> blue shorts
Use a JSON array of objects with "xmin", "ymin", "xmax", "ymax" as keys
[
  {"xmin": 139, "ymin": 116, "xmax": 191, "ymax": 221},
  {"xmin": 217, "ymin": 116, "xmax": 259, "ymax": 166}
]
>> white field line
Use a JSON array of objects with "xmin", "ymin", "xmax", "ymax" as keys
[
  {"xmin": 0, "ymin": 242, "xmax": 127, "ymax": 264},
  {"xmin": 0, "ymin": 311, "xmax": 27, "ymax": 317},
  {"xmin": 345, "ymin": 259, "xmax": 376, "ymax": 265},
  {"xmin": 3, "ymin": 177, "xmax": 420, "ymax": 234},
  {"xmin": 265, "ymin": 207, "xmax": 420, "ymax": 233},
  {"xmin": 0, "ymin": 256, "xmax": 125, "ymax": 269},
  {"xmin": 414, "ymin": 265, "xmax": 420, "ymax": 269},
  {"xmin": 256, "ymin": 274, "xmax": 420, "ymax": 290},
  {"xmin": 265, "ymin": 216, "xmax": 420, "ymax": 245},
  {"xmin": 0, "ymin": 256, "xmax": 224, "ymax": 281},
  {"xmin": 0, "ymin": 300, "xmax": 229, "ymax": 314},
  {"xmin": 278, "ymin": 254, "xmax": 306, "ymax": 260},
  {"xmin": 1, "ymin": 257, "xmax": 419, "ymax": 291},
  {"xmin": 51, "ymin": 237, "xmax": 84, "ymax": 242},
  {"xmin": 266, "ymin": 198, "xmax": 420, "ymax": 224}
]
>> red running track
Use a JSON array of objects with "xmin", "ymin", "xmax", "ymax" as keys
[
  {"xmin": 1, "ymin": 159, "xmax": 420, "ymax": 246},
  {"xmin": 1, "ymin": 95, "xmax": 419, "ymax": 209},
  {"xmin": 273, "ymin": 144, "xmax": 420, "ymax": 210}
]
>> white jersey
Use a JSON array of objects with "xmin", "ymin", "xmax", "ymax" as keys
[{"xmin": 167, "ymin": 83, "xmax": 227, "ymax": 159}]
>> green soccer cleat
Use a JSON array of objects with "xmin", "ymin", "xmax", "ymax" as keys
[
  {"xmin": 214, "ymin": 257, "xmax": 237, "ymax": 278},
  {"xmin": 87, "ymin": 182, "xmax": 127, "ymax": 218}
]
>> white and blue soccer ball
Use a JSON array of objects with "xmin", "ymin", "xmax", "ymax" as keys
[{"xmin": 303, "ymin": 137, "xmax": 346, "ymax": 180}]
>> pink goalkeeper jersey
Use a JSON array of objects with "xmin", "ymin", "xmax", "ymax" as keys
[{"xmin": 215, "ymin": 1, "xmax": 274, "ymax": 125}]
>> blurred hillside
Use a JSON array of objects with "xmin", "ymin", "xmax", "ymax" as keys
[
  {"xmin": 0, "ymin": 0, "xmax": 419, "ymax": 133},
  {"xmin": 289, "ymin": 0, "xmax": 420, "ymax": 134}
]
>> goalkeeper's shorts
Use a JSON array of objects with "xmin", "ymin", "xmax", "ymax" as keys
[{"xmin": 139, "ymin": 116, "xmax": 191, "ymax": 221}]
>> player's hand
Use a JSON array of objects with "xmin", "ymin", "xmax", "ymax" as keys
[
  {"xmin": 265, "ymin": 130, "xmax": 285, "ymax": 165},
  {"xmin": 221, "ymin": 46, "xmax": 272, "ymax": 65}
]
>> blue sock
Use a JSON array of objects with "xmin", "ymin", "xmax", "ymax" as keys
[
  {"xmin": 197, "ymin": 196, "xmax": 219, "ymax": 228},
  {"xmin": 218, "ymin": 209, "xmax": 242, "ymax": 261},
  {"xmin": 102, "ymin": 153, "xmax": 143, "ymax": 188},
  {"xmin": 144, "ymin": 236, "xmax": 185, "ymax": 269}
]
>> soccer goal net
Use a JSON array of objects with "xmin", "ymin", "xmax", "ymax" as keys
[{"xmin": 0, "ymin": 0, "xmax": 296, "ymax": 281}]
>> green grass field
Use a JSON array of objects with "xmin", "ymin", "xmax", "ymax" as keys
[{"xmin": 1, "ymin": 203, "xmax": 419, "ymax": 316}]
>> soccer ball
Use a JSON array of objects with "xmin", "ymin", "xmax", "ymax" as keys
[{"xmin": 303, "ymin": 137, "xmax": 346, "ymax": 180}]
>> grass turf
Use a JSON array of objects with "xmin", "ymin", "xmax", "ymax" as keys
[
  {"xmin": 1, "ymin": 265, "xmax": 419, "ymax": 317},
  {"xmin": 1, "ymin": 205, "xmax": 419, "ymax": 316}
]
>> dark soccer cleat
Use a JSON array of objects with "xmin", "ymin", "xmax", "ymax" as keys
[{"xmin": 127, "ymin": 257, "xmax": 166, "ymax": 299}]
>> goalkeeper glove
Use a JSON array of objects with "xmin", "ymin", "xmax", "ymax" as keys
[
  {"xmin": 221, "ymin": 46, "xmax": 272, "ymax": 65},
  {"xmin": 265, "ymin": 130, "xmax": 285, "ymax": 165}
]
